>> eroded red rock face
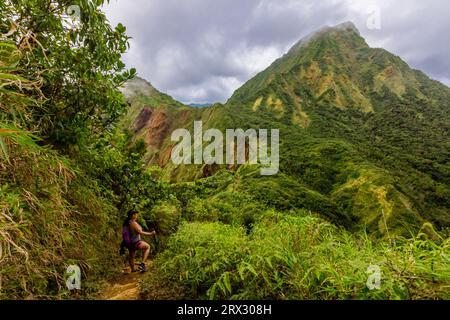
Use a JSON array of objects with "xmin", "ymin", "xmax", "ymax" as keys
[
  {"xmin": 132, "ymin": 107, "xmax": 153, "ymax": 133},
  {"xmin": 131, "ymin": 106, "xmax": 196, "ymax": 167},
  {"xmin": 131, "ymin": 107, "xmax": 172, "ymax": 150},
  {"xmin": 145, "ymin": 109, "xmax": 171, "ymax": 149}
]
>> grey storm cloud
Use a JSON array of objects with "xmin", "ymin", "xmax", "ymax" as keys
[{"xmin": 103, "ymin": 0, "xmax": 450, "ymax": 104}]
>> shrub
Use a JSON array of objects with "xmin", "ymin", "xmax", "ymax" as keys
[
  {"xmin": 146, "ymin": 212, "xmax": 449, "ymax": 300},
  {"xmin": 153, "ymin": 222, "xmax": 248, "ymax": 297}
]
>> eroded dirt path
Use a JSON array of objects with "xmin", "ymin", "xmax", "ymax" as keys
[
  {"xmin": 100, "ymin": 261, "xmax": 152, "ymax": 300},
  {"xmin": 99, "ymin": 260, "xmax": 185, "ymax": 300}
]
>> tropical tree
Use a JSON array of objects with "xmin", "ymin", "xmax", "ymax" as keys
[{"xmin": 0, "ymin": 0, "xmax": 135, "ymax": 147}]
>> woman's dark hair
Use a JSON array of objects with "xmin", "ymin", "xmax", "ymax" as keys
[{"xmin": 123, "ymin": 209, "xmax": 138, "ymax": 226}]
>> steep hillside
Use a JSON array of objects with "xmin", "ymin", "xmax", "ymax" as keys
[
  {"xmin": 120, "ymin": 77, "xmax": 230, "ymax": 180},
  {"xmin": 224, "ymin": 22, "xmax": 450, "ymax": 235},
  {"xmin": 0, "ymin": 1, "xmax": 172, "ymax": 299},
  {"xmin": 0, "ymin": 40, "xmax": 122, "ymax": 299},
  {"xmin": 123, "ymin": 22, "xmax": 450, "ymax": 236}
]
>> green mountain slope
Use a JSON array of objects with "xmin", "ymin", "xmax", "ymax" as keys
[
  {"xmin": 123, "ymin": 22, "xmax": 450, "ymax": 236},
  {"xmin": 119, "ymin": 77, "xmax": 197, "ymax": 168},
  {"xmin": 120, "ymin": 77, "xmax": 230, "ymax": 180}
]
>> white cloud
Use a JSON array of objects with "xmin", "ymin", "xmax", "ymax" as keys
[{"xmin": 103, "ymin": 0, "xmax": 450, "ymax": 103}]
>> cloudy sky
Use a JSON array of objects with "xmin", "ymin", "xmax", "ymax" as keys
[{"xmin": 103, "ymin": 0, "xmax": 450, "ymax": 104}]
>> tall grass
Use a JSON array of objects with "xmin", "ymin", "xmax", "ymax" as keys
[
  {"xmin": 143, "ymin": 210, "xmax": 449, "ymax": 300},
  {"xmin": 0, "ymin": 124, "xmax": 123, "ymax": 298},
  {"xmin": 0, "ymin": 40, "xmax": 122, "ymax": 299}
]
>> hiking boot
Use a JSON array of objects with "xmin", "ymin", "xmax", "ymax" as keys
[{"xmin": 139, "ymin": 262, "xmax": 147, "ymax": 273}]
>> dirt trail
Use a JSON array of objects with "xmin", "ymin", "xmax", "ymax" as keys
[
  {"xmin": 99, "ymin": 259, "xmax": 184, "ymax": 300},
  {"xmin": 100, "ymin": 261, "xmax": 152, "ymax": 300}
]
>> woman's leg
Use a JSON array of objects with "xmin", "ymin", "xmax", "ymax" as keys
[
  {"xmin": 140, "ymin": 241, "xmax": 151, "ymax": 263},
  {"xmin": 128, "ymin": 249, "xmax": 136, "ymax": 271}
]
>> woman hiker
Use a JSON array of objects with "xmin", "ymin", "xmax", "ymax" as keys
[{"xmin": 122, "ymin": 209, "xmax": 156, "ymax": 273}]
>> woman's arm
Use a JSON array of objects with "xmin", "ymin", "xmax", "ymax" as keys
[{"xmin": 130, "ymin": 221, "xmax": 156, "ymax": 236}]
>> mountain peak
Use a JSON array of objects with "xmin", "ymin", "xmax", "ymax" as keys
[
  {"xmin": 121, "ymin": 76, "xmax": 158, "ymax": 98},
  {"xmin": 288, "ymin": 21, "xmax": 360, "ymax": 54},
  {"xmin": 331, "ymin": 21, "xmax": 360, "ymax": 34}
]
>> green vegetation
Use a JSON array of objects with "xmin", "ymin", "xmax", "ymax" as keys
[
  {"xmin": 223, "ymin": 23, "xmax": 450, "ymax": 235},
  {"xmin": 1, "ymin": 5, "xmax": 448, "ymax": 302},
  {"xmin": 136, "ymin": 23, "xmax": 450, "ymax": 300},
  {"xmin": 0, "ymin": 1, "xmax": 168, "ymax": 298},
  {"xmin": 139, "ymin": 166, "xmax": 448, "ymax": 300},
  {"xmin": 123, "ymin": 36, "xmax": 450, "ymax": 234},
  {"xmin": 143, "ymin": 213, "xmax": 449, "ymax": 300},
  {"xmin": 0, "ymin": 127, "xmax": 121, "ymax": 298}
]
